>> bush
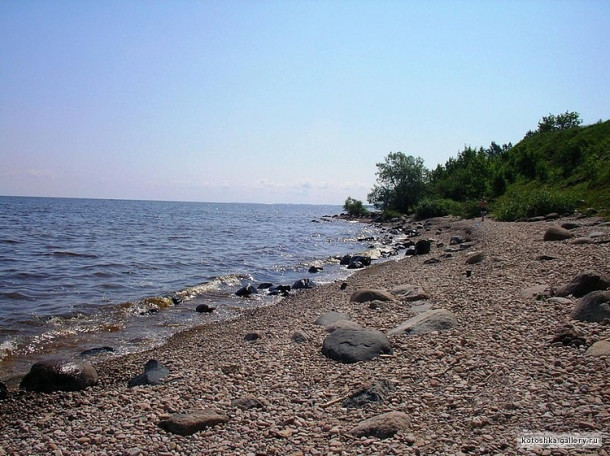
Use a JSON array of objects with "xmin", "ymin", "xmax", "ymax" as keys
[
  {"xmin": 414, "ymin": 198, "xmax": 468, "ymax": 220},
  {"xmin": 380, "ymin": 209, "xmax": 403, "ymax": 220},
  {"xmin": 493, "ymin": 188, "xmax": 579, "ymax": 221},
  {"xmin": 343, "ymin": 197, "xmax": 369, "ymax": 217}
]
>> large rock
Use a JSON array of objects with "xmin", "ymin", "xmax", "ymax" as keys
[
  {"xmin": 195, "ymin": 304, "xmax": 215, "ymax": 313},
  {"xmin": 388, "ymin": 309, "xmax": 457, "ymax": 337},
  {"xmin": 586, "ymin": 340, "xmax": 610, "ymax": 357},
  {"xmin": 349, "ymin": 411, "xmax": 409, "ymax": 439},
  {"xmin": 128, "ymin": 359, "xmax": 170, "ymax": 387},
  {"xmin": 555, "ymin": 271, "xmax": 610, "ymax": 298},
  {"xmin": 543, "ymin": 226, "xmax": 574, "ymax": 241},
  {"xmin": 314, "ymin": 311, "xmax": 351, "ymax": 326},
  {"xmin": 291, "ymin": 330, "xmax": 310, "ymax": 344},
  {"xmin": 570, "ymin": 291, "xmax": 610, "ymax": 322},
  {"xmin": 521, "ymin": 285, "xmax": 553, "ymax": 299},
  {"xmin": 341, "ymin": 255, "xmax": 372, "ymax": 267},
  {"xmin": 415, "ymin": 239, "xmax": 431, "ymax": 255},
  {"xmin": 325, "ymin": 320, "xmax": 363, "ymax": 333},
  {"xmin": 292, "ymin": 278, "xmax": 316, "ymax": 290},
  {"xmin": 20, "ymin": 360, "xmax": 98, "ymax": 393},
  {"xmin": 235, "ymin": 284, "xmax": 258, "ymax": 297},
  {"xmin": 158, "ymin": 409, "xmax": 229, "ymax": 436},
  {"xmin": 391, "ymin": 285, "xmax": 430, "ymax": 302},
  {"xmin": 350, "ymin": 289, "xmax": 394, "ymax": 303},
  {"xmin": 322, "ymin": 328, "xmax": 393, "ymax": 364},
  {"xmin": 465, "ymin": 251, "xmax": 485, "ymax": 264}
]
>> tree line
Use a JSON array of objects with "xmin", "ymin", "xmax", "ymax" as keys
[{"xmin": 344, "ymin": 111, "xmax": 610, "ymax": 221}]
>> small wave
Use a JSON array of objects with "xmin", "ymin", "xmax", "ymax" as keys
[
  {"xmin": 118, "ymin": 295, "xmax": 178, "ymax": 315},
  {"xmin": 1, "ymin": 239, "xmax": 20, "ymax": 244},
  {"xmin": 48, "ymin": 251, "xmax": 99, "ymax": 259},
  {"xmin": 176, "ymin": 274, "xmax": 249, "ymax": 300},
  {"xmin": 0, "ymin": 340, "xmax": 16, "ymax": 361},
  {"xmin": 0, "ymin": 291, "xmax": 35, "ymax": 301},
  {"xmin": 100, "ymin": 282, "xmax": 128, "ymax": 289}
]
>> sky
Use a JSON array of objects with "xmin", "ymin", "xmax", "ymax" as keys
[{"xmin": 1, "ymin": 1, "xmax": 608, "ymax": 205}]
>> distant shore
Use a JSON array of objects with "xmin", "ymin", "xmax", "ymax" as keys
[{"xmin": 1, "ymin": 216, "xmax": 609, "ymax": 455}]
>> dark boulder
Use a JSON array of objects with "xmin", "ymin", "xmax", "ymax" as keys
[
  {"xmin": 308, "ymin": 266, "xmax": 323, "ymax": 273},
  {"xmin": 236, "ymin": 284, "xmax": 258, "ymax": 297},
  {"xmin": 415, "ymin": 239, "xmax": 431, "ymax": 255},
  {"xmin": 195, "ymin": 304, "xmax": 216, "ymax": 313},
  {"xmin": 244, "ymin": 331, "xmax": 263, "ymax": 341},
  {"xmin": 347, "ymin": 260, "xmax": 366, "ymax": 269},
  {"xmin": 450, "ymin": 235, "xmax": 465, "ymax": 245},
  {"xmin": 128, "ymin": 359, "xmax": 170, "ymax": 387},
  {"xmin": 341, "ymin": 255, "xmax": 372, "ymax": 267},
  {"xmin": 292, "ymin": 278, "xmax": 316, "ymax": 290},
  {"xmin": 269, "ymin": 284, "xmax": 291, "ymax": 296},
  {"xmin": 20, "ymin": 360, "xmax": 98, "ymax": 393},
  {"xmin": 555, "ymin": 271, "xmax": 610, "ymax": 298},
  {"xmin": 0, "ymin": 381, "xmax": 7, "ymax": 400},
  {"xmin": 322, "ymin": 328, "xmax": 393, "ymax": 364},
  {"xmin": 570, "ymin": 291, "xmax": 610, "ymax": 322},
  {"xmin": 404, "ymin": 246, "xmax": 417, "ymax": 257}
]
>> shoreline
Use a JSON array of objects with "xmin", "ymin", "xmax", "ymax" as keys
[
  {"xmin": 1, "ymin": 216, "xmax": 609, "ymax": 455},
  {"xmin": 0, "ymin": 207, "xmax": 380, "ymax": 384}
]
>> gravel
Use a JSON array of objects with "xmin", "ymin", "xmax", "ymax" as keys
[{"xmin": 1, "ymin": 216, "xmax": 609, "ymax": 455}]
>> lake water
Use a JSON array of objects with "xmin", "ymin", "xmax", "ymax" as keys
[{"xmin": 0, "ymin": 197, "xmax": 379, "ymax": 380}]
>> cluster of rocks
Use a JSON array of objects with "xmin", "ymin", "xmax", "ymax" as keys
[{"xmin": 1, "ymin": 215, "xmax": 609, "ymax": 455}]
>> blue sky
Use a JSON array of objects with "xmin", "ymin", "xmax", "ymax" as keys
[{"xmin": 1, "ymin": 1, "xmax": 608, "ymax": 204}]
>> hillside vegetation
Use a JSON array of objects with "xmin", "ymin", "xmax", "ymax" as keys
[{"xmin": 346, "ymin": 112, "xmax": 610, "ymax": 220}]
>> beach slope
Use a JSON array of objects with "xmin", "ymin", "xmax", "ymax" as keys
[{"xmin": 1, "ymin": 217, "xmax": 609, "ymax": 455}]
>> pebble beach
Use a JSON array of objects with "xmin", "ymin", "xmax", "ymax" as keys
[{"xmin": 1, "ymin": 216, "xmax": 609, "ymax": 456}]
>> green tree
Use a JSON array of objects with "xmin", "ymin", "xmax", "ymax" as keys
[
  {"xmin": 343, "ymin": 197, "xmax": 369, "ymax": 217},
  {"xmin": 537, "ymin": 111, "xmax": 582, "ymax": 132},
  {"xmin": 367, "ymin": 152, "xmax": 427, "ymax": 213}
]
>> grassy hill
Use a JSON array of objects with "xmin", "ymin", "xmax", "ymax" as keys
[
  {"xmin": 492, "ymin": 120, "xmax": 610, "ymax": 220},
  {"xmin": 348, "ymin": 113, "xmax": 609, "ymax": 221}
]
